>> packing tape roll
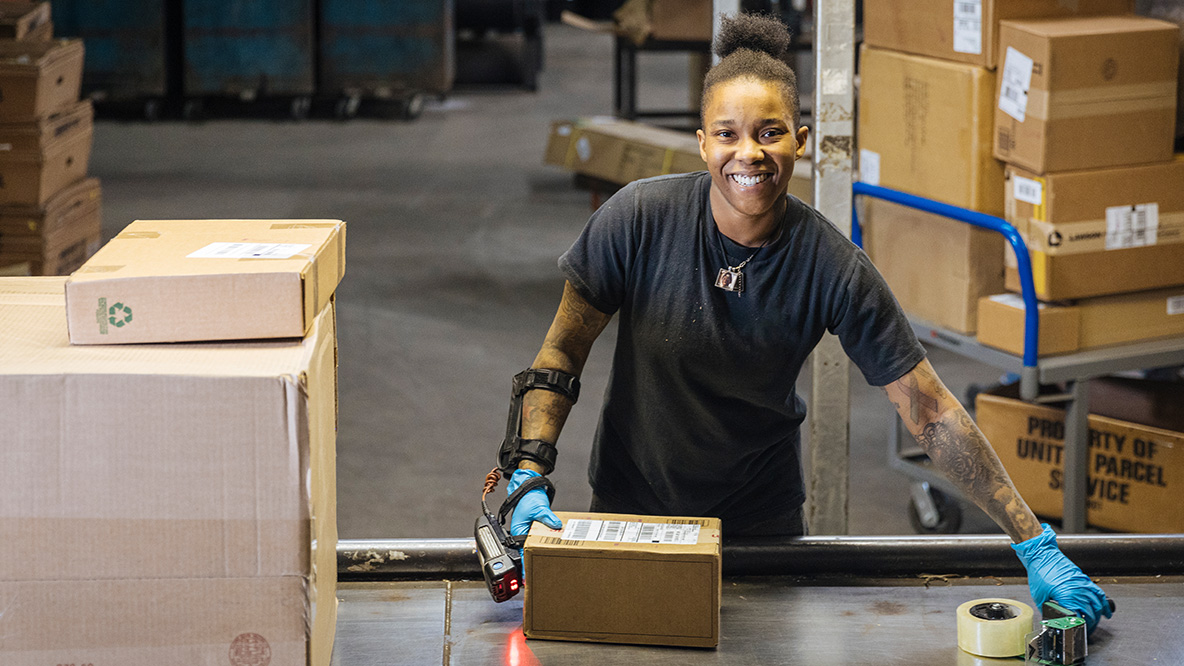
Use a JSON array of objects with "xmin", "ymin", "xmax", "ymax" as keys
[{"xmin": 956, "ymin": 598, "xmax": 1034, "ymax": 658}]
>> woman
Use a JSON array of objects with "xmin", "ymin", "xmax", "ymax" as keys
[{"xmin": 499, "ymin": 13, "xmax": 1111, "ymax": 631}]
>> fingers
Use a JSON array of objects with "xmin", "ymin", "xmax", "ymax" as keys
[{"xmin": 539, "ymin": 507, "xmax": 563, "ymax": 530}]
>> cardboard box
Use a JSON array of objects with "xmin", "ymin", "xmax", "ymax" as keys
[
  {"xmin": 863, "ymin": 0, "xmax": 1133, "ymax": 69},
  {"xmin": 524, "ymin": 511, "xmax": 722, "ymax": 648},
  {"xmin": 0, "ymin": 178, "xmax": 102, "ymax": 276},
  {"xmin": 858, "ymin": 45, "xmax": 1005, "ymax": 214},
  {"xmin": 977, "ymin": 379, "xmax": 1184, "ymax": 532},
  {"xmin": 0, "ymin": 99, "xmax": 93, "ymax": 205},
  {"xmin": 993, "ymin": 15, "xmax": 1179, "ymax": 174},
  {"xmin": 863, "ymin": 197, "xmax": 1004, "ymax": 334},
  {"xmin": 65, "ymin": 218, "xmax": 346, "ymax": 344},
  {"xmin": 976, "ymin": 287, "xmax": 1184, "ymax": 356},
  {"xmin": 0, "ymin": 277, "xmax": 338, "ymax": 665},
  {"xmin": 546, "ymin": 118, "xmax": 813, "ymax": 204},
  {"xmin": 0, "ymin": 39, "xmax": 83, "ymax": 121},
  {"xmin": 1003, "ymin": 158, "xmax": 1184, "ymax": 300},
  {"xmin": 0, "ymin": 2, "xmax": 50, "ymax": 40},
  {"xmin": 649, "ymin": 0, "xmax": 711, "ymax": 42}
]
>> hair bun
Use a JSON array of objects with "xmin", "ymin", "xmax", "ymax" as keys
[{"xmin": 712, "ymin": 13, "xmax": 791, "ymax": 61}]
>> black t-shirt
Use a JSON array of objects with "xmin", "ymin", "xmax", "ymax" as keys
[{"xmin": 559, "ymin": 171, "xmax": 925, "ymax": 530}]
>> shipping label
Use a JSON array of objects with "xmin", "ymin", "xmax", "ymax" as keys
[
  {"xmin": 561, "ymin": 519, "xmax": 700, "ymax": 545},
  {"xmin": 953, "ymin": 0, "xmax": 983, "ymax": 55},
  {"xmin": 187, "ymin": 242, "xmax": 312, "ymax": 260},
  {"xmin": 999, "ymin": 47, "xmax": 1034, "ymax": 122},
  {"xmin": 1168, "ymin": 295, "xmax": 1184, "ymax": 316},
  {"xmin": 1012, "ymin": 175, "xmax": 1043, "ymax": 207},
  {"xmin": 1025, "ymin": 210, "xmax": 1183, "ymax": 255},
  {"xmin": 859, "ymin": 149, "xmax": 880, "ymax": 186},
  {"xmin": 1106, "ymin": 203, "xmax": 1159, "ymax": 250}
]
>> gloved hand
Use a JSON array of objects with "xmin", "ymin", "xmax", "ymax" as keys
[
  {"xmin": 1012, "ymin": 523, "xmax": 1113, "ymax": 633},
  {"xmin": 507, "ymin": 469, "xmax": 562, "ymax": 538}
]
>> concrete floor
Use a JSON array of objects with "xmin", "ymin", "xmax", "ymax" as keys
[{"xmin": 88, "ymin": 23, "xmax": 1005, "ymax": 539}]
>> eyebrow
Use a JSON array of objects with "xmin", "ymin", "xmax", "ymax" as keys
[{"xmin": 710, "ymin": 118, "xmax": 787, "ymax": 128}]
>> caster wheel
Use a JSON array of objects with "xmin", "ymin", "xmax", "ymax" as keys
[
  {"xmin": 182, "ymin": 99, "xmax": 203, "ymax": 121},
  {"xmin": 334, "ymin": 95, "xmax": 360, "ymax": 120},
  {"xmin": 400, "ymin": 93, "xmax": 425, "ymax": 120},
  {"xmin": 290, "ymin": 96, "xmax": 311, "ymax": 120},
  {"xmin": 908, "ymin": 484, "xmax": 963, "ymax": 534}
]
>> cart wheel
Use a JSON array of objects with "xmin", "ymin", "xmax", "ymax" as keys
[
  {"xmin": 400, "ymin": 93, "xmax": 425, "ymax": 121},
  {"xmin": 290, "ymin": 96, "xmax": 312, "ymax": 120},
  {"xmin": 182, "ymin": 99, "xmax": 203, "ymax": 121},
  {"xmin": 143, "ymin": 98, "xmax": 162, "ymax": 122},
  {"xmin": 908, "ymin": 483, "xmax": 963, "ymax": 534},
  {"xmin": 334, "ymin": 95, "xmax": 360, "ymax": 120}
]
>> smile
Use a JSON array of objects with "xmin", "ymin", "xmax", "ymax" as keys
[{"xmin": 730, "ymin": 173, "xmax": 770, "ymax": 187}]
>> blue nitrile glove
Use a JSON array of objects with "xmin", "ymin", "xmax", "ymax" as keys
[
  {"xmin": 507, "ymin": 469, "xmax": 562, "ymax": 538},
  {"xmin": 1012, "ymin": 523, "xmax": 1113, "ymax": 633}
]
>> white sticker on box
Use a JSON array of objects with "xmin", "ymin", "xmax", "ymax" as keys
[
  {"xmin": 999, "ymin": 47, "xmax": 1034, "ymax": 122},
  {"xmin": 575, "ymin": 136, "xmax": 592, "ymax": 162},
  {"xmin": 561, "ymin": 519, "xmax": 701, "ymax": 545},
  {"xmin": 1013, "ymin": 175, "xmax": 1043, "ymax": 206},
  {"xmin": 859, "ymin": 149, "xmax": 881, "ymax": 186},
  {"xmin": 1168, "ymin": 295, "xmax": 1184, "ymax": 316},
  {"xmin": 187, "ymin": 242, "xmax": 312, "ymax": 260},
  {"xmin": 989, "ymin": 293, "xmax": 1047, "ymax": 310},
  {"xmin": 1105, "ymin": 203, "xmax": 1159, "ymax": 250},
  {"xmin": 953, "ymin": 0, "xmax": 983, "ymax": 55}
]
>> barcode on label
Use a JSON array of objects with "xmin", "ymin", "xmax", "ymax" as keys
[
  {"xmin": 1168, "ymin": 295, "xmax": 1184, "ymax": 316},
  {"xmin": 1105, "ymin": 203, "xmax": 1159, "ymax": 250},
  {"xmin": 953, "ymin": 0, "xmax": 982, "ymax": 54},
  {"xmin": 187, "ymin": 242, "xmax": 312, "ymax": 260},
  {"xmin": 999, "ymin": 47, "xmax": 1033, "ymax": 122},
  {"xmin": 561, "ymin": 519, "xmax": 701, "ymax": 545},
  {"xmin": 1013, "ymin": 175, "xmax": 1043, "ymax": 206}
]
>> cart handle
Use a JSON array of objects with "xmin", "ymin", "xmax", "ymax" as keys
[{"xmin": 851, "ymin": 182, "xmax": 1039, "ymax": 374}]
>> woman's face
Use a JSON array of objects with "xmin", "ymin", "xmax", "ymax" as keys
[{"xmin": 697, "ymin": 78, "xmax": 808, "ymax": 228}]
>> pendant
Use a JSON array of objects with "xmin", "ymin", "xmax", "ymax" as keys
[{"xmin": 715, "ymin": 267, "xmax": 743, "ymax": 294}]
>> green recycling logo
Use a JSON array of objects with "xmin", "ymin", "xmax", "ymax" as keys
[{"xmin": 108, "ymin": 302, "xmax": 133, "ymax": 328}]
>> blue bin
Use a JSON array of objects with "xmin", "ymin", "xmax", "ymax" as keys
[
  {"xmin": 183, "ymin": 0, "xmax": 314, "ymax": 98},
  {"xmin": 319, "ymin": 0, "xmax": 454, "ymax": 100},
  {"xmin": 51, "ymin": 0, "xmax": 168, "ymax": 100}
]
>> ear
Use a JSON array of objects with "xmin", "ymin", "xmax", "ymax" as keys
[
  {"xmin": 697, "ymin": 129, "xmax": 708, "ymax": 162},
  {"xmin": 794, "ymin": 126, "xmax": 809, "ymax": 159}
]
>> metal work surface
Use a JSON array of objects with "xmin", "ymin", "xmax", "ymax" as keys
[{"xmin": 330, "ymin": 576, "xmax": 1184, "ymax": 665}]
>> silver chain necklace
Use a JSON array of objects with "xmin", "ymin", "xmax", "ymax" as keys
[{"xmin": 713, "ymin": 211, "xmax": 786, "ymax": 296}]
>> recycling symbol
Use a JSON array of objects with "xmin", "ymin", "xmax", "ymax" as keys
[{"xmin": 108, "ymin": 302, "xmax": 133, "ymax": 328}]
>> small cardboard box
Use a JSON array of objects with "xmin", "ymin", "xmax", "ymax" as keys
[
  {"xmin": 0, "ymin": 277, "xmax": 338, "ymax": 665},
  {"xmin": 524, "ymin": 511, "xmax": 722, "ymax": 648},
  {"xmin": 0, "ymin": 2, "xmax": 50, "ymax": 40},
  {"xmin": 976, "ymin": 287, "xmax": 1184, "ymax": 356},
  {"xmin": 976, "ymin": 379, "xmax": 1184, "ymax": 533},
  {"xmin": 0, "ymin": 99, "xmax": 93, "ymax": 205},
  {"xmin": 858, "ymin": 45, "xmax": 1004, "ymax": 214},
  {"xmin": 863, "ymin": 197, "xmax": 1004, "ymax": 334},
  {"xmin": 65, "ymin": 218, "xmax": 346, "ymax": 344},
  {"xmin": 649, "ymin": 0, "xmax": 711, "ymax": 42},
  {"xmin": 0, "ymin": 39, "xmax": 83, "ymax": 121},
  {"xmin": 863, "ymin": 0, "xmax": 1132, "ymax": 69},
  {"xmin": 1003, "ymin": 158, "xmax": 1184, "ymax": 300},
  {"xmin": 993, "ymin": 15, "xmax": 1179, "ymax": 174},
  {"xmin": 0, "ymin": 177, "xmax": 102, "ymax": 275}
]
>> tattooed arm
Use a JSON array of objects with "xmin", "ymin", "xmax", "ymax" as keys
[
  {"xmin": 883, "ymin": 358, "xmax": 1043, "ymax": 542},
  {"xmin": 517, "ymin": 281, "xmax": 613, "ymax": 474}
]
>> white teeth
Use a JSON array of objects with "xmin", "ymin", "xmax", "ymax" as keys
[{"xmin": 731, "ymin": 174, "xmax": 770, "ymax": 187}]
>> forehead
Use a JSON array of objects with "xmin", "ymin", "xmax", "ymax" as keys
[{"xmin": 703, "ymin": 77, "xmax": 795, "ymax": 126}]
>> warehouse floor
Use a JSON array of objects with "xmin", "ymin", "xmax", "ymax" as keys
[{"xmin": 88, "ymin": 23, "xmax": 1005, "ymax": 539}]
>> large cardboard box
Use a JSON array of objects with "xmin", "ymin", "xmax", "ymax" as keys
[
  {"xmin": 993, "ymin": 15, "xmax": 1179, "ymax": 174},
  {"xmin": 858, "ymin": 45, "xmax": 1005, "ymax": 214},
  {"xmin": 976, "ymin": 287, "xmax": 1184, "ymax": 356},
  {"xmin": 977, "ymin": 379, "xmax": 1184, "ymax": 532},
  {"xmin": 0, "ymin": 39, "xmax": 83, "ymax": 121},
  {"xmin": 546, "ymin": 118, "xmax": 814, "ymax": 204},
  {"xmin": 524, "ymin": 511, "xmax": 722, "ymax": 648},
  {"xmin": 0, "ymin": 99, "xmax": 93, "ymax": 206},
  {"xmin": 863, "ymin": 197, "xmax": 1004, "ymax": 334},
  {"xmin": 65, "ymin": 218, "xmax": 346, "ymax": 344},
  {"xmin": 863, "ymin": 0, "xmax": 1133, "ymax": 69},
  {"xmin": 0, "ymin": 2, "xmax": 50, "ymax": 40},
  {"xmin": 0, "ymin": 277, "xmax": 338, "ymax": 665},
  {"xmin": 0, "ymin": 177, "xmax": 102, "ymax": 275},
  {"xmin": 1003, "ymin": 158, "xmax": 1184, "ymax": 300}
]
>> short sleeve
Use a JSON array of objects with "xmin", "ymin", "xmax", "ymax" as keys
[
  {"xmin": 829, "ymin": 250, "xmax": 926, "ymax": 386},
  {"xmin": 557, "ymin": 182, "xmax": 639, "ymax": 315}
]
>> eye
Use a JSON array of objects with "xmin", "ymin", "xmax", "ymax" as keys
[
  {"xmin": 762, "ymin": 128, "xmax": 785, "ymax": 139},
  {"xmin": 715, "ymin": 130, "xmax": 735, "ymax": 139}
]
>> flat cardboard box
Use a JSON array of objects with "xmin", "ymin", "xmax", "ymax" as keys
[
  {"xmin": 863, "ymin": 0, "xmax": 1133, "ymax": 69},
  {"xmin": 0, "ymin": 99, "xmax": 93, "ymax": 205},
  {"xmin": 0, "ymin": 39, "xmax": 83, "ymax": 121},
  {"xmin": 976, "ymin": 379, "xmax": 1184, "ymax": 533},
  {"xmin": 858, "ymin": 45, "xmax": 1004, "ymax": 214},
  {"xmin": 863, "ymin": 197, "xmax": 1004, "ymax": 334},
  {"xmin": 524, "ymin": 511, "xmax": 722, "ymax": 648},
  {"xmin": 1003, "ymin": 158, "xmax": 1184, "ymax": 300},
  {"xmin": 976, "ymin": 287, "xmax": 1184, "ymax": 356},
  {"xmin": 0, "ymin": 277, "xmax": 338, "ymax": 664},
  {"xmin": 546, "ymin": 118, "xmax": 813, "ymax": 204},
  {"xmin": 993, "ymin": 15, "xmax": 1179, "ymax": 174},
  {"xmin": 65, "ymin": 218, "xmax": 346, "ymax": 344},
  {"xmin": 0, "ymin": 2, "xmax": 50, "ymax": 40}
]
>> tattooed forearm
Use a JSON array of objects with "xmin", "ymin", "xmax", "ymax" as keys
[{"xmin": 885, "ymin": 359, "xmax": 1043, "ymax": 542}]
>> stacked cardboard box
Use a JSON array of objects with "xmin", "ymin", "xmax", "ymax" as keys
[
  {"xmin": 0, "ymin": 7, "xmax": 97, "ymax": 276},
  {"xmin": 0, "ymin": 219, "xmax": 346, "ymax": 663}
]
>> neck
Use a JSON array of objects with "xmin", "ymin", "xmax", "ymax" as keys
[{"xmin": 710, "ymin": 190, "xmax": 786, "ymax": 248}]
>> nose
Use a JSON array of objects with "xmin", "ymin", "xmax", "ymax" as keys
[{"xmin": 737, "ymin": 135, "xmax": 764, "ymax": 162}]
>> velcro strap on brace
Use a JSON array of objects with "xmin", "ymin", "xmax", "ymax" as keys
[{"xmin": 497, "ymin": 368, "xmax": 581, "ymax": 475}]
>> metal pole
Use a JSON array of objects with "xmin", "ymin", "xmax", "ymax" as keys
[
  {"xmin": 712, "ymin": 0, "xmax": 742, "ymax": 64},
  {"xmin": 1062, "ymin": 379, "xmax": 1090, "ymax": 532},
  {"xmin": 807, "ymin": 0, "xmax": 856, "ymax": 535}
]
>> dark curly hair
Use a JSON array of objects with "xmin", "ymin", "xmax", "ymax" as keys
[{"xmin": 701, "ymin": 13, "xmax": 800, "ymax": 128}]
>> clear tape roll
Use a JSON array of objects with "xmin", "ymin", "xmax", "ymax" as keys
[{"xmin": 956, "ymin": 598, "xmax": 1034, "ymax": 658}]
